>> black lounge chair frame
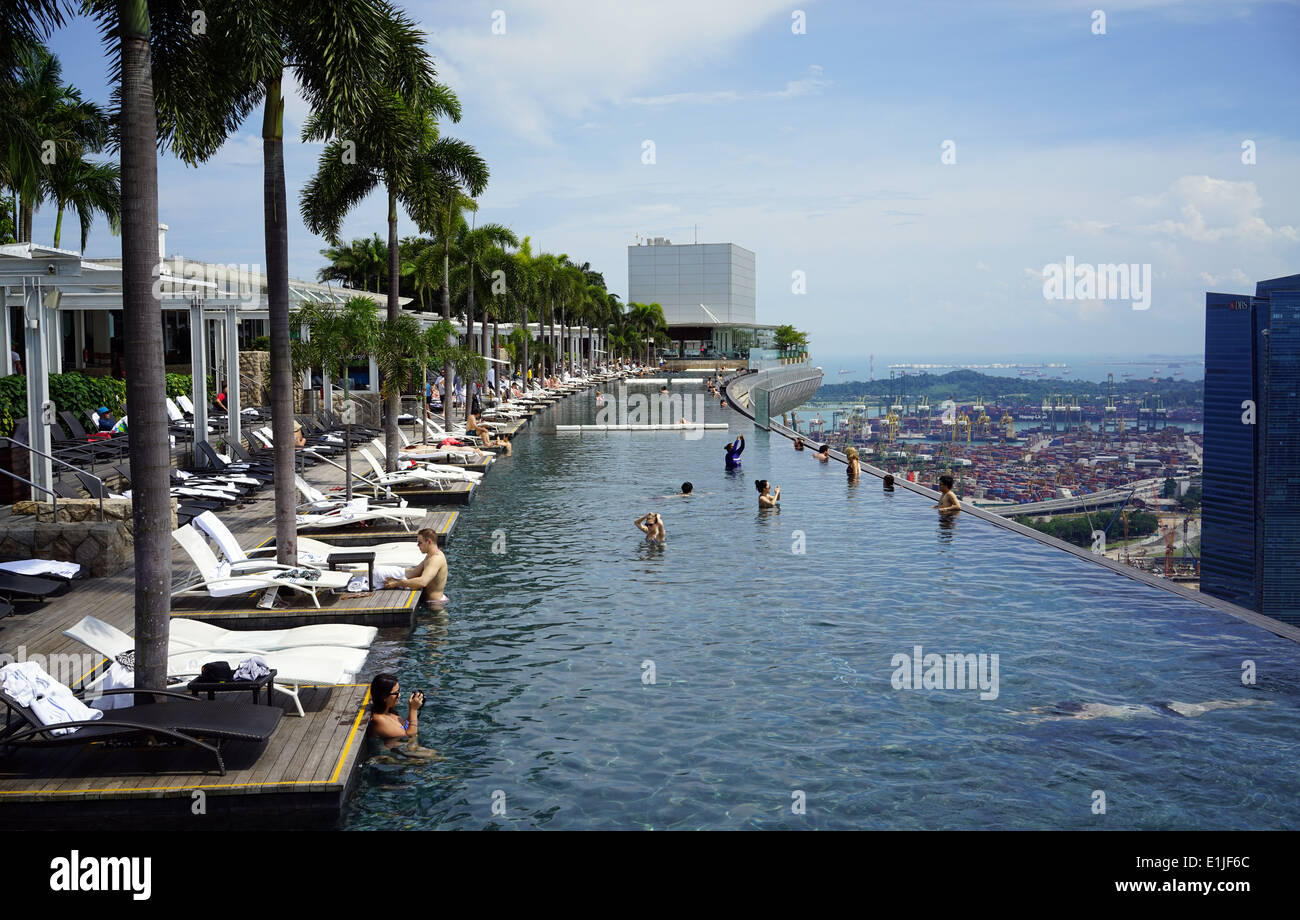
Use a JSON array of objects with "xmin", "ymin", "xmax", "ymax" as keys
[{"xmin": 0, "ymin": 687, "xmax": 282, "ymax": 776}]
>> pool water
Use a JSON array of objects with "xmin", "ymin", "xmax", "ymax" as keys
[{"xmin": 344, "ymin": 391, "xmax": 1300, "ymax": 830}]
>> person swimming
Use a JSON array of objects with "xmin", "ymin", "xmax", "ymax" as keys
[
  {"xmin": 756, "ymin": 479, "xmax": 780, "ymax": 508},
  {"xmin": 724, "ymin": 435, "xmax": 745, "ymax": 470},
  {"xmin": 813, "ymin": 443, "xmax": 830, "ymax": 462},
  {"xmin": 1022, "ymin": 699, "xmax": 1261, "ymax": 721}
]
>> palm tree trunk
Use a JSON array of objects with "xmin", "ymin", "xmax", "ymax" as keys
[
  {"xmin": 53, "ymin": 205, "xmax": 64, "ymax": 249},
  {"xmin": 263, "ymin": 73, "xmax": 296, "ymax": 566},
  {"xmin": 465, "ymin": 263, "xmax": 476, "ymax": 402},
  {"xmin": 383, "ymin": 184, "xmax": 400, "ymax": 470},
  {"xmin": 520, "ymin": 303, "xmax": 529, "ymax": 385},
  {"xmin": 118, "ymin": 0, "xmax": 169, "ymax": 695},
  {"xmin": 441, "ymin": 230, "xmax": 453, "ymax": 432}
]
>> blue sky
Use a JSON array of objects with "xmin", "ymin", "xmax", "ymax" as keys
[{"xmin": 35, "ymin": 0, "xmax": 1300, "ymax": 363}]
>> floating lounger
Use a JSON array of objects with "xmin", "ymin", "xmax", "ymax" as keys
[{"xmin": 556, "ymin": 424, "xmax": 729, "ymax": 432}]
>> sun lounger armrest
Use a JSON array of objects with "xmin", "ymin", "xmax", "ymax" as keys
[{"xmin": 87, "ymin": 687, "xmax": 209, "ymax": 703}]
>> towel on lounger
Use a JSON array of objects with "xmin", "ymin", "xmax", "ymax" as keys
[{"xmin": 0, "ymin": 661, "xmax": 102, "ymax": 734}]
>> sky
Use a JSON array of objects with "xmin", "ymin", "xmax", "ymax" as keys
[{"xmin": 35, "ymin": 0, "xmax": 1300, "ymax": 366}]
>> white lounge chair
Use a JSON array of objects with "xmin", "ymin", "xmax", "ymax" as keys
[
  {"xmin": 358, "ymin": 447, "xmax": 483, "ymax": 487},
  {"xmin": 192, "ymin": 508, "xmax": 423, "ymax": 570},
  {"xmin": 172, "ymin": 525, "xmax": 350, "ymax": 607},
  {"xmin": 63, "ymin": 615, "xmax": 368, "ymax": 717},
  {"xmin": 295, "ymin": 495, "xmax": 427, "ymax": 532}
]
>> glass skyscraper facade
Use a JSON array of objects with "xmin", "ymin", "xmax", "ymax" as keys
[{"xmin": 1201, "ymin": 274, "xmax": 1300, "ymax": 625}]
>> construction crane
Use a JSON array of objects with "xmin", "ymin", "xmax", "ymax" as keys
[
  {"xmin": 953, "ymin": 411, "xmax": 971, "ymax": 443},
  {"xmin": 884, "ymin": 410, "xmax": 900, "ymax": 444},
  {"xmin": 1000, "ymin": 412, "xmax": 1015, "ymax": 440}
]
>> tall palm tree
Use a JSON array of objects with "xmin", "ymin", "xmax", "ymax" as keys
[
  {"xmin": 454, "ymin": 219, "xmax": 517, "ymax": 389},
  {"xmin": 84, "ymin": 0, "xmax": 175, "ymax": 693},
  {"xmin": 155, "ymin": 0, "xmax": 431, "ymax": 564},
  {"xmin": 302, "ymin": 79, "xmax": 486, "ymax": 465}
]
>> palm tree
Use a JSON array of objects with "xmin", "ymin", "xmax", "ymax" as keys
[
  {"xmin": 156, "ymin": 0, "xmax": 433, "ymax": 564},
  {"xmin": 47, "ymin": 156, "xmax": 120, "ymax": 251},
  {"xmin": 454, "ymin": 219, "xmax": 517, "ymax": 391},
  {"xmin": 302, "ymin": 74, "xmax": 487, "ymax": 465},
  {"xmin": 4, "ymin": 44, "xmax": 110, "ymax": 244},
  {"xmin": 83, "ymin": 0, "xmax": 174, "ymax": 694}
]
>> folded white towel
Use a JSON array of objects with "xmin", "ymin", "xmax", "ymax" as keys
[
  {"xmin": 0, "ymin": 661, "xmax": 103, "ymax": 734},
  {"xmin": 0, "ymin": 559, "xmax": 81, "ymax": 579}
]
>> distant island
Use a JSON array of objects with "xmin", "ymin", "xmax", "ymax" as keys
[{"xmin": 810, "ymin": 369, "xmax": 1203, "ymax": 408}]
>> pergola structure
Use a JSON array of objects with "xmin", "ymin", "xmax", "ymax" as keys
[
  {"xmin": 1, "ymin": 239, "xmax": 614, "ymax": 499},
  {"xmin": 0, "ymin": 242, "xmax": 407, "ymax": 496}
]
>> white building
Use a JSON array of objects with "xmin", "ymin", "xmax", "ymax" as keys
[{"xmin": 627, "ymin": 237, "xmax": 771, "ymax": 357}]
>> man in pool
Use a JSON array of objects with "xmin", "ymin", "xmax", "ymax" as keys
[
  {"xmin": 724, "ymin": 435, "xmax": 745, "ymax": 470},
  {"xmin": 380, "ymin": 528, "xmax": 449, "ymax": 608},
  {"xmin": 933, "ymin": 474, "xmax": 960, "ymax": 514},
  {"xmin": 635, "ymin": 512, "xmax": 666, "ymax": 542}
]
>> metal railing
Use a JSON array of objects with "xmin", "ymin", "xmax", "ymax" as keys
[{"xmin": 1, "ymin": 437, "xmax": 106, "ymax": 522}]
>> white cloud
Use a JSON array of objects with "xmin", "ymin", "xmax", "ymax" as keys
[
  {"xmin": 425, "ymin": 0, "xmax": 798, "ymax": 143},
  {"xmin": 1140, "ymin": 175, "xmax": 1296, "ymax": 243}
]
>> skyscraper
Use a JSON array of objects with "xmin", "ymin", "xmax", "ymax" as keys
[{"xmin": 1201, "ymin": 273, "xmax": 1300, "ymax": 624}]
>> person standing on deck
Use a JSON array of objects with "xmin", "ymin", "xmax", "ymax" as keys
[{"xmin": 724, "ymin": 435, "xmax": 745, "ymax": 470}]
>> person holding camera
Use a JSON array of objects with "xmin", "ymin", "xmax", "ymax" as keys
[{"xmin": 368, "ymin": 672, "xmax": 425, "ymax": 747}]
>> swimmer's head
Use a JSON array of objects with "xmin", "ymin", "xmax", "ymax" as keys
[
  {"xmin": 755, "ymin": 479, "xmax": 769, "ymax": 493},
  {"xmin": 820, "ymin": 444, "xmax": 830, "ymax": 454},
  {"xmin": 883, "ymin": 474, "xmax": 896, "ymax": 490},
  {"xmin": 845, "ymin": 446, "xmax": 859, "ymax": 461},
  {"xmin": 681, "ymin": 482, "xmax": 693, "ymax": 494},
  {"xmin": 939, "ymin": 474, "xmax": 954, "ymax": 491}
]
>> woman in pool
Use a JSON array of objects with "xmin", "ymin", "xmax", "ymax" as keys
[
  {"xmin": 756, "ymin": 479, "xmax": 780, "ymax": 508},
  {"xmin": 845, "ymin": 446, "xmax": 861, "ymax": 482},
  {"xmin": 635, "ymin": 512, "xmax": 667, "ymax": 542},
  {"xmin": 367, "ymin": 673, "xmax": 439, "ymax": 759}
]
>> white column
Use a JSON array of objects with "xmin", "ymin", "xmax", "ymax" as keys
[
  {"xmin": 74, "ymin": 309, "xmax": 86, "ymax": 368},
  {"xmin": 188, "ymin": 298, "xmax": 208, "ymax": 465},
  {"xmin": 23, "ymin": 280, "xmax": 53, "ymax": 493},
  {"xmin": 0, "ymin": 290, "xmax": 12, "ymax": 376},
  {"xmin": 225, "ymin": 306, "xmax": 241, "ymax": 447}
]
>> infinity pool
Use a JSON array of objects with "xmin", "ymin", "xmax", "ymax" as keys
[{"xmin": 344, "ymin": 391, "xmax": 1300, "ymax": 830}]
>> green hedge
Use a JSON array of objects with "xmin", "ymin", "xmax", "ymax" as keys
[{"xmin": 0, "ymin": 372, "xmax": 128, "ymax": 436}]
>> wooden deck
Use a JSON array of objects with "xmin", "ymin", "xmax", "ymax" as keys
[
  {"xmin": 172, "ymin": 585, "xmax": 421, "ymax": 629},
  {"xmin": 292, "ymin": 509, "xmax": 459, "ymax": 544},
  {"xmin": 0, "ymin": 684, "xmax": 371, "ymax": 829},
  {"xmin": 385, "ymin": 480, "xmax": 477, "ymax": 506}
]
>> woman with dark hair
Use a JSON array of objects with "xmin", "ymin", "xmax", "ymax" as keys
[
  {"xmin": 756, "ymin": 479, "xmax": 780, "ymax": 508},
  {"xmin": 368, "ymin": 672, "xmax": 425, "ymax": 749}
]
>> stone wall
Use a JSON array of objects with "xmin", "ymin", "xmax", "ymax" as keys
[
  {"xmin": 238, "ymin": 350, "xmax": 272, "ymax": 407},
  {"xmin": 2, "ymin": 497, "xmax": 177, "ymax": 577}
]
